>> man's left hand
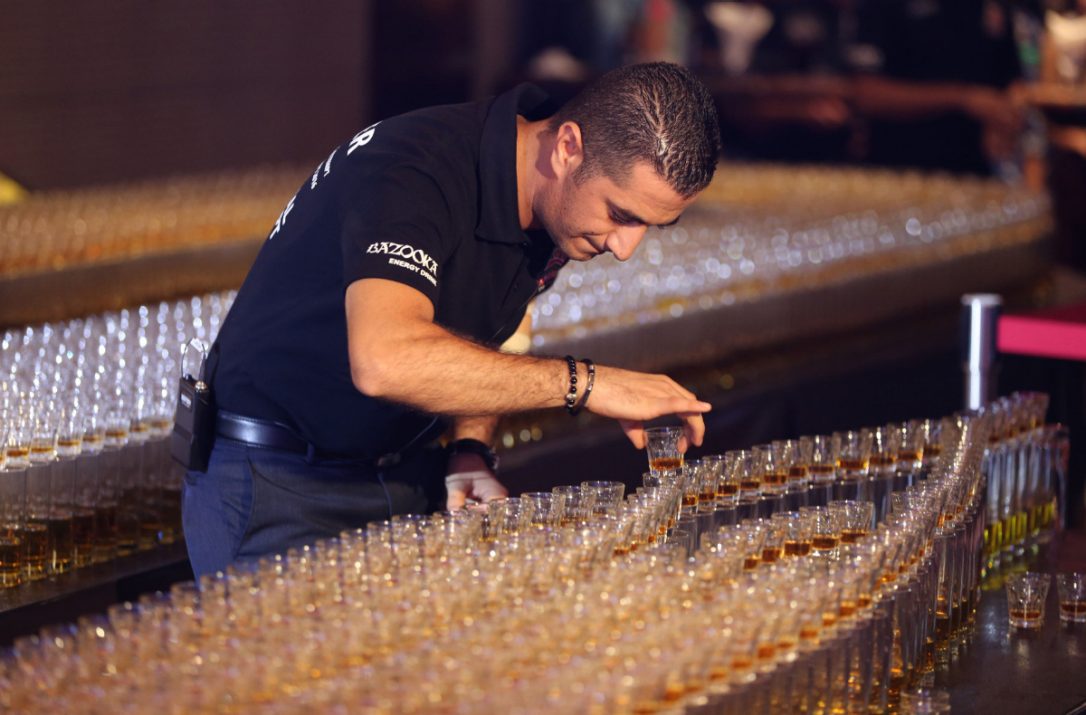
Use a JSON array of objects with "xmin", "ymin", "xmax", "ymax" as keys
[{"xmin": 445, "ymin": 452, "xmax": 508, "ymax": 510}]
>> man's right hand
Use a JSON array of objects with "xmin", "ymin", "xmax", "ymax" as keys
[{"xmin": 584, "ymin": 364, "xmax": 711, "ymax": 452}]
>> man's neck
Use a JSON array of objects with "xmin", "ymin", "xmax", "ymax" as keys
[{"xmin": 515, "ymin": 116, "xmax": 552, "ymax": 232}]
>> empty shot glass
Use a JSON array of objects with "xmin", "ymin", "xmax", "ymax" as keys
[
  {"xmin": 1005, "ymin": 572, "xmax": 1050, "ymax": 629},
  {"xmin": 581, "ymin": 481, "xmax": 626, "ymax": 514}
]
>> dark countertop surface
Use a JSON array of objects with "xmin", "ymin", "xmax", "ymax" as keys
[{"xmin": 938, "ymin": 534, "xmax": 1086, "ymax": 715}]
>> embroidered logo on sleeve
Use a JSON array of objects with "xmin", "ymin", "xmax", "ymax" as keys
[{"xmin": 366, "ymin": 241, "xmax": 439, "ymax": 287}]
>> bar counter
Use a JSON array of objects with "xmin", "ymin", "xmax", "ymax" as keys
[
  {"xmin": 1, "ymin": 537, "xmax": 1084, "ymax": 714},
  {"xmin": 941, "ymin": 533, "xmax": 1086, "ymax": 714}
]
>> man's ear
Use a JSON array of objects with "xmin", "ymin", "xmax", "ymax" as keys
[{"xmin": 551, "ymin": 121, "xmax": 584, "ymax": 180}]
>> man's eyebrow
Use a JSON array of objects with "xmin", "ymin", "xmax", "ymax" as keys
[
  {"xmin": 606, "ymin": 199, "xmax": 682, "ymax": 229},
  {"xmin": 606, "ymin": 200, "xmax": 647, "ymax": 226}
]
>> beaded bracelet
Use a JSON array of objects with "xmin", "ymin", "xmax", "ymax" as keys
[
  {"xmin": 563, "ymin": 355, "xmax": 578, "ymax": 413},
  {"xmin": 570, "ymin": 358, "xmax": 595, "ymax": 416}
]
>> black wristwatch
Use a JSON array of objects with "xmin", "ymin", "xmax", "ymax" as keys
[{"xmin": 448, "ymin": 438, "xmax": 500, "ymax": 473}]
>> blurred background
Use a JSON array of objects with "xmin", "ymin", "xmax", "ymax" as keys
[
  {"xmin": 0, "ymin": 1, "xmax": 1080, "ymax": 187},
  {"xmin": 2, "ymin": 1, "xmax": 1086, "ymax": 621}
]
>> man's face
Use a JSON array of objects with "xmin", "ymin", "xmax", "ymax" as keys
[{"xmin": 542, "ymin": 160, "xmax": 694, "ymax": 262}]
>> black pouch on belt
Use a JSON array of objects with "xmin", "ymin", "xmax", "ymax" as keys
[{"xmin": 170, "ymin": 339, "xmax": 217, "ymax": 472}]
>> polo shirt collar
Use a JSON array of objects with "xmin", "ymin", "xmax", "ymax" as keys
[{"xmin": 476, "ymin": 83, "xmax": 551, "ymax": 245}]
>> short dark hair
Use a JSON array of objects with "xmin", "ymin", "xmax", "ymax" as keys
[{"xmin": 549, "ymin": 62, "xmax": 721, "ymax": 199}]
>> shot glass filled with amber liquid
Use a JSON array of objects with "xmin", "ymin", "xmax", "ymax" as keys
[
  {"xmin": 646, "ymin": 426, "xmax": 684, "ymax": 475},
  {"xmin": 1005, "ymin": 572, "xmax": 1050, "ymax": 629},
  {"xmin": 1057, "ymin": 573, "xmax": 1086, "ymax": 624}
]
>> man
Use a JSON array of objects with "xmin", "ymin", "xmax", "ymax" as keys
[{"xmin": 182, "ymin": 62, "xmax": 722, "ymax": 579}]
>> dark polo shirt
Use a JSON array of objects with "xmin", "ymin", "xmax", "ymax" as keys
[{"xmin": 211, "ymin": 84, "xmax": 564, "ymax": 457}]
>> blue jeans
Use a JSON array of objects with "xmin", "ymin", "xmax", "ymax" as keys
[{"xmin": 182, "ymin": 439, "xmax": 445, "ymax": 580}]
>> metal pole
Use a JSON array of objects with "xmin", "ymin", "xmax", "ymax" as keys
[{"xmin": 960, "ymin": 293, "xmax": 1002, "ymax": 410}]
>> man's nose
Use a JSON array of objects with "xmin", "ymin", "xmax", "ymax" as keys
[{"xmin": 605, "ymin": 225, "xmax": 648, "ymax": 261}]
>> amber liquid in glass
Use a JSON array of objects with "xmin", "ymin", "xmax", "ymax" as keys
[
  {"xmin": 5, "ymin": 447, "xmax": 30, "ymax": 461},
  {"xmin": 0, "ymin": 532, "xmax": 22, "ymax": 587},
  {"xmin": 139, "ymin": 508, "xmax": 166, "ymax": 550},
  {"xmin": 56, "ymin": 438, "xmax": 81, "ymax": 452},
  {"xmin": 21, "ymin": 522, "xmax": 48, "ymax": 579},
  {"xmin": 46, "ymin": 515, "xmax": 74, "ymax": 574},
  {"xmin": 762, "ymin": 472, "xmax": 786, "ymax": 486},
  {"xmin": 811, "ymin": 535, "xmax": 839, "ymax": 551},
  {"xmin": 650, "ymin": 457, "xmax": 683, "ymax": 472},
  {"xmin": 116, "ymin": 489, "xmax": 142, "ymax": 556},
  {"xmin": 93, "ymin": 503, "xmax": 119, "ymax": 562},
  {"xmin": 935, "ymin": 609, "xmax": 951, "ymax": 642},
  {"xmin": 837, "ymin": 458, "xmax": 868, "ymax": 471},
  {"xmin": 71, "ymin": 508, "xmax": 96, "ymax": 567},
  {"xmin": 716, "ymin": 483, "xmax": 739, "ymax": 498},
  {"xmin": 1059, "ymin": 601, "xmax": 1086, "ymax": 619},
  {"xmin": 784, "ymin": 540, "xmax": 811, "ymax": 556},
  {"xmin": 839, "ymin": 528, "xmax": 867, "ymax": 544}
]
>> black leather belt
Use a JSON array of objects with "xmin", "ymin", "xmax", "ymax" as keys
[{"xmin": 215, "ymin": 410, "xmax": 403, "ymax": 467}]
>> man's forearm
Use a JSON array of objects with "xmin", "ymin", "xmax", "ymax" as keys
[
  {"xmin": 347, "ymin": 280, "xmax": 711, "ymax": 438},
  {"xmin": 353, "ymin": 313, "xmax": 574, "ymax": 416}
]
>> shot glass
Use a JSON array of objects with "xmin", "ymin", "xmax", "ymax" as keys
[
  {"xmin": 1005, "ymin": 572, "xmax": 1050, "ymax": 629},
  {"xmin": 552, "ymin": 486, "xmax": 587, "ymax": 527},
  {"xmin": 581, "ymin": 481, "xmax": 626, "ymax": 513},
  {"xmin": 645, "ymin": 427, "xmax": 683, "ymax": 475},
  {"xmin": 520, "ymin": 492, "xmax": 556, "ymax": 527},
  {"xmin": 1056, "ymin": 573, "xmax": 1086, "ymax": 623},
  {"xmin": 837, "ymin": 500, "xmax": 874, "ymax": 543},
  {"xmin": 667, "ymin": 528, "xmax": 695, "ymax": 559}
]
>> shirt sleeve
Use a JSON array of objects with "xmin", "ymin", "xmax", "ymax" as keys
[{"xmin": 339, "ymin": 161, "xmax": 453, "ymax": 308}]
